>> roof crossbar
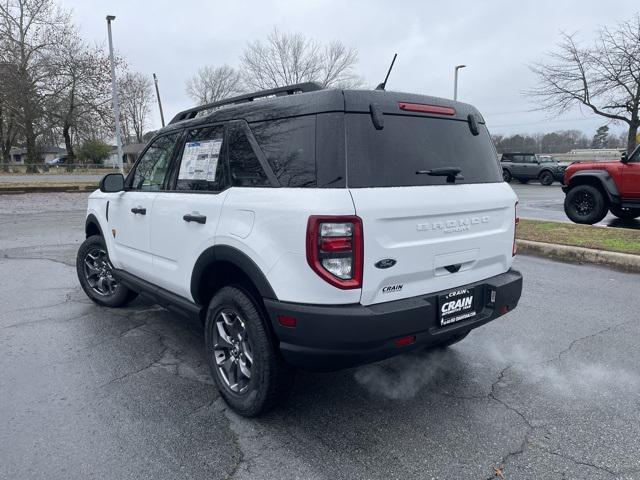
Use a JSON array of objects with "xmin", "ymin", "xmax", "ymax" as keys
[{"xmin": 168, "ymin": 82, "xmax": 323, "ymax": 125}]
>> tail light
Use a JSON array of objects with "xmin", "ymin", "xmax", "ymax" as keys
[
  {"xmin": 513, "ymin": 202, "xmax": 519, "ymax": 256},
  {"xmin": 306, "ymin": 215, "xmax": 363, "ymax": 289}
]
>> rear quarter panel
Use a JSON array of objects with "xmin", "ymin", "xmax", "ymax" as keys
[{"xmin": 215, "ymin": 188, "xmax": 360, "ymax": 305}]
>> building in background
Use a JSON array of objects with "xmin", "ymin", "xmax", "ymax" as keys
[{"xmin": 8, "ymin": 146, "xmax": 67, "ymax": 164}]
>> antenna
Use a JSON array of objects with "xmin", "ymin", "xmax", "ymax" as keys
[{"xmin": 375, "ymin": 53, "xmax": 397, "ymax": 91}]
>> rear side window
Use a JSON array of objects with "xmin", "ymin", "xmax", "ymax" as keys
[
  {"xmin": 345, "ymin": 114, "xmax": 502, "ymax": 187},
  {"xmin": 251, "ymin": 116, "xmax": 316, "ymax": 187},
  {"xmin": 175, "ymin": 126, "xmax": 226, "ymax": 192},
  {"xmin": 227, "ymin": 123, "xmax": 270, "ymax": 187}
]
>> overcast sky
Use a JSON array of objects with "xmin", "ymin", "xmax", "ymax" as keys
[{"xmin": 59, "ymin": 0, "xmax": 636, "ymax": 138}]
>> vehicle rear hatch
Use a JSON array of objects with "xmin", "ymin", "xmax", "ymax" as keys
[{"xmin": 343, "ymin": 91, "xmax": 517, "ymax": 306}]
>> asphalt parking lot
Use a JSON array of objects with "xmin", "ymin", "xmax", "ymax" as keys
[
  {"xmin": 2, "ymin": 192, "xmax": 640, "ymax": 480},
  {"xmin": 512, "ymin": 182, "xmax": 640, "ymax": 230}
]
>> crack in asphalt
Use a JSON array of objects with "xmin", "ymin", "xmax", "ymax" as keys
[
  {"xmin": 97, "ymin": 326, "xmax": 213, "ymax": 390},
  {"xmin": 483, "ymin": 315, "xmax": 640, "ymax": 479},
  {"xmin": 2, "ymin": 292, "xmax": 74, "ymax": 316},
  {"xmin": 2, "ymin": 311, "xmax": 91, "ymax": 330},
  {"xmin": 1, "ymin": 253, "xmax": 75, "ymax": 267}
]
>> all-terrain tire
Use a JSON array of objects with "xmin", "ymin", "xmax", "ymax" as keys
[
  {"xmin": 610, "ymin": 206, "xmax": 640, "ymax": 220},
  {"xmin": 76, "ymin": 235, "xmax": 138, "ymax": 307},
  {"xmin": 204, "ymin": 286, "xmax": 294, "ymax": 417},
  {"xmin": 564, "ymin": 185, "xmax": 608, "ymax": 225}
]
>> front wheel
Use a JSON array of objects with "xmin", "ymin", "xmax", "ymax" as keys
[
  {"xmin": 76, "ymin": 235, "xmax": 138, "ymax": 307},
  {"xmin": 502, "ymin": 169, "xmax": 512, "ymax": 183},
  {"xmin": 205, "ymin": 286, "xmax": 294, "ymax": 417},
  {"xmin": 539, "ymin": 170, "xmax": 554, "ymax": 186},
  {"xmin": 564, "ymin": 185, "xmax": 608, "ymax": 224},
  {"xmin": 610, "ymin": 206, "xmax": 640, "ymax": 220}
]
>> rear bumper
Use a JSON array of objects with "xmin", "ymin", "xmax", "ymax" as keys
[{"xmin": 264, "ymin": 269, "xmax": 523, "ymax": 371}]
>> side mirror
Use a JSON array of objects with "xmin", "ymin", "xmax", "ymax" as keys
[
  {"xmin": 621, "ymin": 152, "xmax": 629, "ymax": 164},
  {"xmin": 99, "ymin": 173, "xmax": 124, "ymax": 193}
]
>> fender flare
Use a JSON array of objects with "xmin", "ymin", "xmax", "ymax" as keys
[
  {"xmin": 85, "ymin": 214, "xmax": 104, "ymax": 238},
  {"xmin": 567, "ymin": 170, "xmax": 620, "ymax": 204},
  {"xmin": 190, "ymin": 245, "xmax": 277, "ymax": 305}
]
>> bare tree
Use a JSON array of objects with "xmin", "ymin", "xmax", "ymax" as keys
[
  {"xmin": 529, "ymin": 16, "xmax": 640, "ymax": 153},
  {"xmin": 0, "ymin": 0, "xmax": 72, "ymax": 169},
  {"xmin": 241, "ymin": 28, "xmax": 362, "ymax": 91},
  {"xmin": 0, "ymin": 66, "xmax": 19, "ymax": 170},
  {"xmin": 119, "ymin": 71, "xmax": 153, "ymax": 143},
  {"xmin": 44, "ymin": 35, "xmax": 112, "ymax": 162},
  {"xmin": 185, "ymin": 65, "xmax": 244, "ymax": 105}
]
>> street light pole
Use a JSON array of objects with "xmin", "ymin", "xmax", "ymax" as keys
[
  {"xmin": 106, "ymin": 15, "xmax": 124, "ymax": 174},
  {"xmin": 153, "ymin": 73, "xmax": 165, "ymax": 128},
  {"xmin": 453, "ymin": 64, "xmax": 466, "ymax": 101}
]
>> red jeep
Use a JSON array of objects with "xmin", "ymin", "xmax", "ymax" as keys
[{"xmin": 563, "ymin": 146, "xmax": 640, "ymax": 224}]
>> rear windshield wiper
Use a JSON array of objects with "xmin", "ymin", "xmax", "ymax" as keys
[{"xmin": 416, "ymin": 167, "xmax": 462, "ymax": 184}]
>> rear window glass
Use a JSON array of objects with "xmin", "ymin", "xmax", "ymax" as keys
[
  {"xmin": 250, "ymin": 116, "xmax": 316, "ymax": 187},
  {"xmin": 346, "ymin": 114, "xmax": 502, "ymax": 187}
]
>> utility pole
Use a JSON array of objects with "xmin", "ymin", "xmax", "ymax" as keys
[
  {"xmin": 453, "ymin": 64, "xmax": 466, "ymax": 101},
  {"xmin": 106, "ymin": 15, "xmax": 124, "ymax": 174},
  {"xmin": 153, "ymin": 73, "xmax": 165, "ymax": 128}
]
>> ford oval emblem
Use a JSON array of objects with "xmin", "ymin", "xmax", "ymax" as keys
[{"xmin": 375, "ymin": 258, "xmax": 397, "ymax": 269}]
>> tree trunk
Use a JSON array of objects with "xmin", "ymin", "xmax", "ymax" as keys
[
  {"xmin": 24, "ymin": 118, "xmax": 39, "ymax": 173},
  {"xmin": 628, "ymin": 122, "xmax": 639, "ymax": 154},
  {"xmin": 63, "ymin": 123, "xmax": 75, "ymax": 164}
]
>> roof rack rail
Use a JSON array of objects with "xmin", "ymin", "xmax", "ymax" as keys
[{"xmin": 168, "ymin": 82, "xmax": 323, "ymax": 125}]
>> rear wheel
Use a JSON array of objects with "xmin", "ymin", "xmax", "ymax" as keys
[
  {"xmin": 539, "ymin": 170, "xmax": 554, "ymax": 186},
  {"xmin": 564, "ymin": 185, "xmax": 608, "ymax": 224},
  {"xmin": 610, "ymin": 206, "xmax": 640, "ymax": 220},
  {"xmin": 205, "ymin": 286, "xmax": 294, "ymax": 417},
  {"xmin": 76, "ymin": 235, "xmax": 138, "ymax": 307},
  {"xmin": 502, "ymin": 169, "xmax": 512, "ymax": 183}
]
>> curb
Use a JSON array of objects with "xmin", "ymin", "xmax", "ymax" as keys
[
  {"xmin": 517, "ymin": 239, "xmax": 640, "ymax": 273},
  {"xmin": 0, "ymin": 184, "xmax": 96, "ymax": 194}
]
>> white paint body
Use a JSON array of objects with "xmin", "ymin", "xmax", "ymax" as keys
[{"xmin": 87, "ymin": 180, "xmax": 516, "ymax": 306}]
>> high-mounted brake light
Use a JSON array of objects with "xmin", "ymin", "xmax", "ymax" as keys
[
  {"xmin": 513, "ymin": 202, "xmax": 519, "ymax": 256},
  {"xmin": 306, "ymin": 216, "xmax": 363, "ymax": 289},
  {"xmin": 398, "ymin": 102, "xmax": 456, "ymax": 116}
]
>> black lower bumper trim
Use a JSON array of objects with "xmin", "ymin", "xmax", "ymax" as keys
[{"xmin": 264, "ymin": 269, "xmax": 523, "ymax": 371}]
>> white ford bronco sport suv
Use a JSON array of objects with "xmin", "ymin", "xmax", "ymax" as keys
[{"xmin": 77, "ymin": 83, "xmax": 522, "ymax": 416}]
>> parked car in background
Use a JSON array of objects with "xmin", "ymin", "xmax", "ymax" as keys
[
  {"xmin": 501, "ymin": 152, "xmax": 566, "ymax": 185},
  {"xmin": 562, "ymin": 146, "xmax": 640, "ymax": 224},
  {"xmin": 45, "ymin": 155, "xmax": 68, "ymax": 165}
]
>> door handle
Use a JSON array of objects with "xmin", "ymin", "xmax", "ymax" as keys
[
  {"xmin": 131, "ymin": 207, "xmax": 146, "ymax": 215},
  {"xmin": 183, "ymin": 213, "xmax": 207, "ymax": 224}
]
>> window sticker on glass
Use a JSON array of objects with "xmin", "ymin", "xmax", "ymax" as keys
[{"xmin": 179, "ymin": 139, "xmax": 222, "ymax": 181}]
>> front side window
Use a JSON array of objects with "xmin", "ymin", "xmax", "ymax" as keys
[
  {"xmin": 175, "ymin": 126, "xmax": 226, "ymax": 191},
  {"xmin": 227, "ymin": 123, "xmax": 270, "ymax": 187},
  {"xmin": 130, "ymin": 133, "xmax": 179, "ymax": 191}
]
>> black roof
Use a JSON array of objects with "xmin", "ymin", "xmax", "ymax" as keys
[{"xmin": 162, "ymin": 84, "xmax": 485, "ymax": 134}]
